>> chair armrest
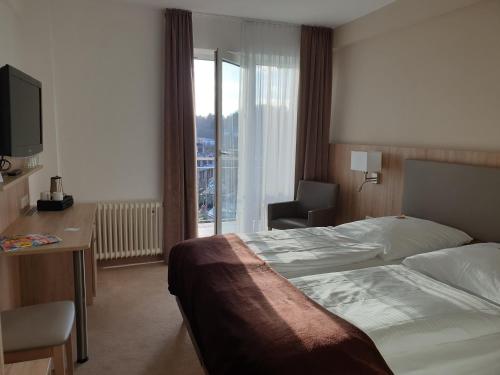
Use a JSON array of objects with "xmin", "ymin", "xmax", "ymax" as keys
[
  {"xmin": 268, "ymin": 201, "xmax": 299, "ymax": 221},
  {"xmin": 307, "ymin": 207, "xmax": 336, "ymax": 227}
]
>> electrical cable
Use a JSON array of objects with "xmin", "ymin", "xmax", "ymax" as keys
[{"xmin": 0, "ymin": 156, "xmax": 11, "ymax": 172}]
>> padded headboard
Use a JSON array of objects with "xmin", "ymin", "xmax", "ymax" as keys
[{"xmin": 402, "ymin": 160, "xmax": 500, "ymax": 242}]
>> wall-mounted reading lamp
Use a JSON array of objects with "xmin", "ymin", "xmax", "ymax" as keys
[{"xmin": 351, "ymin": 151, "xmax": 382, "ymax": 192}]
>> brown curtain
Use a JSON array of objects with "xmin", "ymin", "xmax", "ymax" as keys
[
  {"xmin": 163, "ymin": 9, "xmax": 197, "ymax": 262},
  {"xmin": 295, "ymin": 26, "xmax": 333, "ymax": 187}
]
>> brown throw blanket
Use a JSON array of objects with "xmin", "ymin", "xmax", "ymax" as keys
[{"xmin": 168, "ymin": 235, "xmax": 393, "ymax": 375}]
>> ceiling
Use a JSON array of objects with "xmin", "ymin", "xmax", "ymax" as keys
[{"xmin": 123, "ymin": 0, "xmax": 395, "ymax": 27}]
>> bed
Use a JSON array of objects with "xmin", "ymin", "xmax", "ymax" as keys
[
  {"xmin": 168, "ymin": 160, "xmax": 500, "ymax": 374},
  {"xmin": 290, "ymin": 261, "xmax": 500, "ymax": 375},
  {"xmin": 238, "ymin": 215, "xmax": 470, "ymax": 278}
]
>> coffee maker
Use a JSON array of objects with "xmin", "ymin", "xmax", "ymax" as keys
[{"xmin": 37, "ymin": 176, "xmax": 74, "ymax": 211}]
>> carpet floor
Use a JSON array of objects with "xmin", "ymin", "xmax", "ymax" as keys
[{"xmin": 75, "ymin": 263, "xmax": 204, "ymax": 375}]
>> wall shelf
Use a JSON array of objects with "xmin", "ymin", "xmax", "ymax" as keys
[{"xmin": 0, "ymin": 165, "xmax": 43, "ymax": 192}]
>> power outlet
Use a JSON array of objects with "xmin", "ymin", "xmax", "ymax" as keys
[{"xmin": 20, "ymin": 194, "xmax": 30, "ymax": 210}]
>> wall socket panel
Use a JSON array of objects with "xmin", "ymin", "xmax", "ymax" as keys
[{"xmin": 20, "ymin": 194, "xmax": 29, "ymax": 210}]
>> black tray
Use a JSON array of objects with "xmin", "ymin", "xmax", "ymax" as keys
[{"xmin": 37, "ymin": 195, "xmax": 74, "ymax": 211}]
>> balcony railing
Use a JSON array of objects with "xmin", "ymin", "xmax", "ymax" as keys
[{"xmin": 197, "ymin": 156, "xmax": 238, "ymax": 225}]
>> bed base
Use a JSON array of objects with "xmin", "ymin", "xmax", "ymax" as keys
[{"xmin": 175, "ymin": 297, "xmax": 209, "ymax": 375}]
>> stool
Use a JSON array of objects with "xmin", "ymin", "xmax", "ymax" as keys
[{"xmin": 1, "ymin": 301, "xmax": 75, "ymax": 375}]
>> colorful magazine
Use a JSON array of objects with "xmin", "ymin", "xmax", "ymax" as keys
[{"xmin": 0, "ymin": 234, "xmax": 62, "ymax": 252}]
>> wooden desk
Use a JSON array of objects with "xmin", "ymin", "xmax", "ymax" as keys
[
  {"xmin": 1, "ymin": 204, "xmax": 96, "ymax": 364},
  {"xmin": 4, "ymin": 358, "xmax": 51, "ymax": 375}
]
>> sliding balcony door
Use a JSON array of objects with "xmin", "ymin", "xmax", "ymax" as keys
[
  {"xmin": 194, "ymin": 50, "xmax": 240, "ymax": 236},
  {"xmin": 194, "ymin": 54, "xmax": 216, "ymax": 237},
  {"xmin": 216, "ymin": 50, "xmax": 240, "ymax": 234}
]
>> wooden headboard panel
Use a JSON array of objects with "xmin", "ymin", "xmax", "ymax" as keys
[{"xmin": 328, "ymin": 143, "xmax": 500, "ymax": 226}]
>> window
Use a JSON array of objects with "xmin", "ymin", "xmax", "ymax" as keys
[{"xmin": 194, "ymin": 53, "xmax": 240, "ymax": 237}]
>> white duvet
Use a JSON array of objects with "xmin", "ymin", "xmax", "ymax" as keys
[
  {"xmin": 290, "ymin": 265, "xmax": 500, "ymax": 375},
  {"xmin": 238, "ymin": 226, "xmax": 386, "ymax": 278}
]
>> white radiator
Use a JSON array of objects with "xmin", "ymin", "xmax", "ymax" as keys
[{"xmin": 96, "ymin": 201, "xmax": 163, "ymax": 260}]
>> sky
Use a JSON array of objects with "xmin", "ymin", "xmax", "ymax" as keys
[{"xmin": 194, "ymin": 59, "xmax": 240, "ymax": 117}]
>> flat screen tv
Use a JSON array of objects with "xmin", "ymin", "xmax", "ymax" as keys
[{"xmin": 0, "ymin": 65, "xmax": 43, "ymax": 157}]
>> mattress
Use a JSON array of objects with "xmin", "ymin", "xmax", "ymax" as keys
[
  {"xmin": 239, "ymin": 226, "xmax": 388, "ymax": 278},
  {"xmin": 290, "ymin": 265, "xmax": 500, "ymax": 375}
]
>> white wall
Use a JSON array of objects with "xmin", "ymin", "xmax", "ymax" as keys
[
  {"xmin": 0, "ymin": 0, "xmax": 60, "ymax": 203},
  {"xmin": 20, "ymin": 0, "xmax": 60, "ymax": 201},
  {"xmin": 1, "ymin": 1, "xmax": 243, "ymax": 203},
  {"xmin": 193, "ymin": 13, "xmax": 242, "ymax": 52},
  {"xmin": 49, "ymin": 0, "xmax": 164, "ymax": 202},
  {"xmin": 331, "ymin": 0, "xmax": 500, "ymax": 151},
  {"xmin": 0, "ymin": 1, "xmax": 22, "ymax": 65},
  {"xmin": 47, "ymin": 6, "xmax": 241, "ymax": 202}
]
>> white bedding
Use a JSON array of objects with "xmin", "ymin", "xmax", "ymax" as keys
[
  {"xmin": 290, "ymin": 265, "xmax": 500, "ymax": 375},
  {"xmin": 237, "ymin": 215, "xmax": 471, "ymax": 278},
  {"xmin": 238, "ymin": 226, "xmax": 387, "ymax": 278}
]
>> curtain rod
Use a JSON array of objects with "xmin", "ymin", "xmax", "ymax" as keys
[
  {"xmin": 192, "ymin": 11, "xmax": 335, "ymax": 30},
  {"xmin": 192, "ymin": 11, "xmax": 303, "ymax": 28}
]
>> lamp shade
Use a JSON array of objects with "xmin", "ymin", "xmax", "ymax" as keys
[{"xmin": 351, "ymin": 151, "xmax": 382, "ymax": 172}]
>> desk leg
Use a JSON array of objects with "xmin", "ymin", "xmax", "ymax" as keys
[{"xmin": 73, "ymin": 250, "xmax": 89, "ymax": 363}]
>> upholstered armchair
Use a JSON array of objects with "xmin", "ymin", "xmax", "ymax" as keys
[{"xmin": 268, "ymin": 180, "xmax": 339, "ymax": 230}]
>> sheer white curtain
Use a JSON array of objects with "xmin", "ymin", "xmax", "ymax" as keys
[{"xmin": 236, "ymin": 21, "xmax": 300, "ymax": 233}]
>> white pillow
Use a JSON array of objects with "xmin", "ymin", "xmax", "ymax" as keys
[
  {"xmin": 403, "ymin": 243, "xmax": 500, "ymax": 305},
  {"xmin": 333, "ymin": 216, "xmax": 472, "ymax": 261}
]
